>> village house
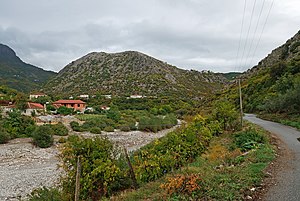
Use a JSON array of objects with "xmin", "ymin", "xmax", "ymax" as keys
[
  {"xmin": 0, "ymin": 100, "xmax": 14, "ymax": 113},
  {"xmin": 100, "ymin": 105, "xmax": 110, "ymax": 111},
  {"xmin": 78, "ymin": 94, "xmax": 89, "ymax": 99},
  {"xmin": 102, "ymin": 95, "xmax": 112, "ymax": 99},
  {"xmin": 52, "ymin": 100, "xmax": 86, "ymax": 112},
  {"xmin": 128, "ymin": 94, "xmax": 145, "ymax": 99},
  {"xmin": 23, "ymin": 102, "xmax": 45, "ymax": 116},
  {"xmin": 29, "ymin": 92, "xmax": 46, "ymax": 100}
]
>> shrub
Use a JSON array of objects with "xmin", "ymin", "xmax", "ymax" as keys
[
  {"xmin": 160, "ymin": 174, "xmax": 202, "ymax": 196},
  {"xmin": 52, "ymin": 123, "xmax": 69, "ymax": 136},
  {"xmin": 0, "ymin": 129, "xmax": 10, "ymax": 144},
  {"xmin": 28, "ymin": 187, "xmax": 63, "ymax": 201},
  {"xmin": 57, "ymin": 106, "xmax": 73, "ymax": 115},
  {"xmin": 233, "ymin": 129, "xmax": 266, "ymax": 151},
  {"xmin": 90, "ymin": 127, "xmax": 102, "ymax": 134},
  {"xmin": 133, "ymin": 116, "xmax": 213, "ymax": 183},
  {"xmin": 25, "ymin": 125, "xmax": 38, "ymax": 137},
  {"xmin": 120, "ymin": 125, "xmax": 131, "ymax": 132},
  {"xmin": 59, "ymin": 136, "xmax": 130, "ymax": 200},
  {"xmin": 58, "ymin": 137, "xmax": 67, "ymax": 143},
  {"xmin": 70, "ymin": 121, "xmax": 82, "ymax": 132},
  {"xmin": 103, "ymin": 126, "xmax": 114, "ymax": 132},
  {"xmin": 32, "ymin": 125, "xmax": 54, "ymax": 148},
  {"xmin": 3, "ymin": 110, "xmax": 36, "ymax": 138}
]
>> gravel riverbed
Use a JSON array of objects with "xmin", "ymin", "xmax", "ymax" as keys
[{"xmin": 0, "ymin": 123, "xmax": 180, "ymax": 200}]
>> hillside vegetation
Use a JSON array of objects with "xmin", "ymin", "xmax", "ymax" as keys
[
  {"xmin": 224, "ymin": 30, "xmax": 300, "ymax": 115},
  {"xmin": 44, "ymin": 51, "xmax": 227, "ymax": 98},
  {"xmin": 0, "ymin": 44, "xmax": 56, "ymax": 92}
]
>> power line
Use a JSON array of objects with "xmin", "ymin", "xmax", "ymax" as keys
[
  {"xmin": 234, "ymin": 0, "xmax": 247, "ymax": 72},
  {"xmin": 249, "ymin": 0, "xmax": 275, "ymax": 66},
  {"xmin": 243, "ymin": 0, "xmax": 266, "ymax": 68},
  {"xmin": 238, "ymin": 0, "xmax": 257, "ymax": 72}
]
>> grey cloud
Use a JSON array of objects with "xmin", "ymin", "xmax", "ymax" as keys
[{"xmin": 0, "ymin": 0, "xmax": 299, "ymax": 73}]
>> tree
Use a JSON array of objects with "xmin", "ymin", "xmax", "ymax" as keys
[
  {"xmin": 107, "ymin": 106, "xmax": 121, "ymax": 122},
  {"xmin": 212, "ymin": 99, "xmax": 238, "ymax": 130},
  {"xmin": 15, "ymin": 93, "xmax": 28, "ymax": 111},
  {"xmin": 32, "ymin": 125, "xmax": 54, "ymax": 148},
  {"xmin": 3, "ymin": 110, "xmax": 35, "ymax": 138},
  {"xmin": 57, "ymin": 106, "xmax": 73, "ymax": 115}
]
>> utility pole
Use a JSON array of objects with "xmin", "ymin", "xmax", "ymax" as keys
[
  {"xmin": 75, "ymin": 156, "xmax": 81, "ymax": 201},
  {"xmin": 238, "ymin": 78, "xmax": 243, "ymax": 128}
]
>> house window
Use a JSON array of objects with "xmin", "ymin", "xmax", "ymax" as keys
[{"xmin": 77, "ymin": 104, "xmax": 80, "ymax": 107}]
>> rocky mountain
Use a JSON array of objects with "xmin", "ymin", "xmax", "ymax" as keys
[
  {"xmin": 0, "ymin": 44, "xmax": 57, "ymax": 92},
  {"xmin": 225, "ymin": 30, "xmax": 300, "ymax": 113},
  {"xmin": 44, "ymin": 51, "xmax": 227, "ymax": 98}
]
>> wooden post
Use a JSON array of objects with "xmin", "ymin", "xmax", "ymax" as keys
[
  {"xmin": 123, "ymin": 146, "xmax": 138, "ymax": 189},
  {"xmin": 238, "ymin": 79, "xmax": 243, "ymax": 128},
  {"xmin": 75, "ymin": 156, "xmax": 81, "ymax": 201}
]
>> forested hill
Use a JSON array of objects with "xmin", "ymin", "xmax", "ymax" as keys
[
  {"xmin": 44, "ymin": 51, "xmax": 228, "ymax": 98},
  {"xmin": 226, "ymin": 30, "xmax": 300, "ymax": 113},
  {"xmin": 0, "ymin": 44, "xmax": 57, "ymax": 92}
]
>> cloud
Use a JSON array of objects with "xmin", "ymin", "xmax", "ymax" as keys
[{"xmin": 0, "ymin": 0, "xmax": 299, "ymax": 73}]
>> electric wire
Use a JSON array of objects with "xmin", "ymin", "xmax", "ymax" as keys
[
  {"xmin": 249, "ymin": 0, "xmax": 275, "ymax": 66},
  {"xmin": 234, "ymin": 0, "xmax": 247, "ymax": 73},
  {"xmin": 238, "ymin": 0, "xmax": 257, "ymax": 72},
  {"xmin": 243, "ymin": 0, "xmax": 266, "ymax": 69}
]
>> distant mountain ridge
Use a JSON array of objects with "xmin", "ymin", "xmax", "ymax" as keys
[
  {"xmin": 44, "ymin": 51, "xmax": 227, "ymax": 98},
  {"xmin": 0, "ymin": 44, "xmax": 57, "ymax": 92}
]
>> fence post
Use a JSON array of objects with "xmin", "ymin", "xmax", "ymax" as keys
[
  {"xmin": 123, "ymin": 146, "xmax": 138, "ymax": 189},
  {"xmin": 75, "ymin": 156, "xmax": 81, "ymax": 201}
]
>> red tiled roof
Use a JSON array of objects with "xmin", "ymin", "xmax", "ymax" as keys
[
  {"xmin": 27, "ymin": 102, "xmax": 44, "ymax": 109},
  {"xmin": 30, "ymin": 92, "xmax": 46, "ymax": 95},
  {"xmin": 53, "ymin": 100, "xmax": 86, "ymax": 104},
  {"xmin": 52, "ymin": 103, "xmax": 63, "ymax": 108}
]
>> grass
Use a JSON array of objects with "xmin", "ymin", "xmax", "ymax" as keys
[
  {"xmin": 110, "ymin": 124, "xmax": 275, "ymax": 200},
  {"xmin": 75, "ymin": 114, "xmax": 106, "ymax": 121}
]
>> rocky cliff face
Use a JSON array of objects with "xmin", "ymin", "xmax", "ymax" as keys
[
  {"xmin": 44, "ymin": 51, "xmax": 227, "ymax": 98},
  {"xmin": 245, "ymin": 30, "xmax": 300, "ymax": 76}
]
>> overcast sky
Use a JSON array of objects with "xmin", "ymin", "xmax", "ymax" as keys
[{"xmin": 0, "ymin": 0, "xmax": 299, "ymax": 73}]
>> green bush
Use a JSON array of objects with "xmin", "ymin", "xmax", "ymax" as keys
[
  {"xmin": 90, "ymin": 127, "xmax": 102, "ymax": 134},
  {"xmin": 0, "ymin": 129, "xmax": 10, "ymax": 144},
  {"xmin": 24, "ymin": 125, "xmax": 38, "ymax": 137},
  {"xmin": 3, "ymin": 110, "xmax": 36, "ymax": 138},
  {"xmin": 51, "ymin": 123, "xmax": 69, "ymax": 136},
  {"xmin": 104, "ymin": 126, "xmax": 114, "ymax": 132},
  {"xmin": 57, "ymin": 106, "xmax": 73, "ymax": 115},
  {"xmin": 233, "ymin": 129, "xmax": 267, "ymax": 152},
  {"xmin": 28, "ymin": 187, "xmax": 63, "ymax": 201},
  {"xmin": 120, "ymin": 125, "xmax": 131, "ymax": 132},
  {"xmin": 138, "ymin": 114, "xmax": 177, "ymax": 132},
  {"xmin": 133, "ymin": 116, "xmax": 213, "ymax": 183},
  {"xmin": 59, "ymin": 136, "xmax": 130, "ymax": 200},
  {"xmin": 32, "ymin": 125, "xmax": 54, "ymax": 148},
  {"xmin": 70, "ymin": 121, "xmax": 82, "ymax": 132}
]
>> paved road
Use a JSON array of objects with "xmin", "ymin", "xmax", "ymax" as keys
[{"xmin": 244, "ymin": 114, "xmax": 300, "ymax": 201}]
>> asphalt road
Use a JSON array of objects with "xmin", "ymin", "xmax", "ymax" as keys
[{"xmin": 244, "ymin": 114, "xmax": 300, "ymax": 201}]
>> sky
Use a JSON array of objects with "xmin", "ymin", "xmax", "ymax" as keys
[{"xmin": 0, "ymin": 0, "xmax": 299, "ymax": 73}]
